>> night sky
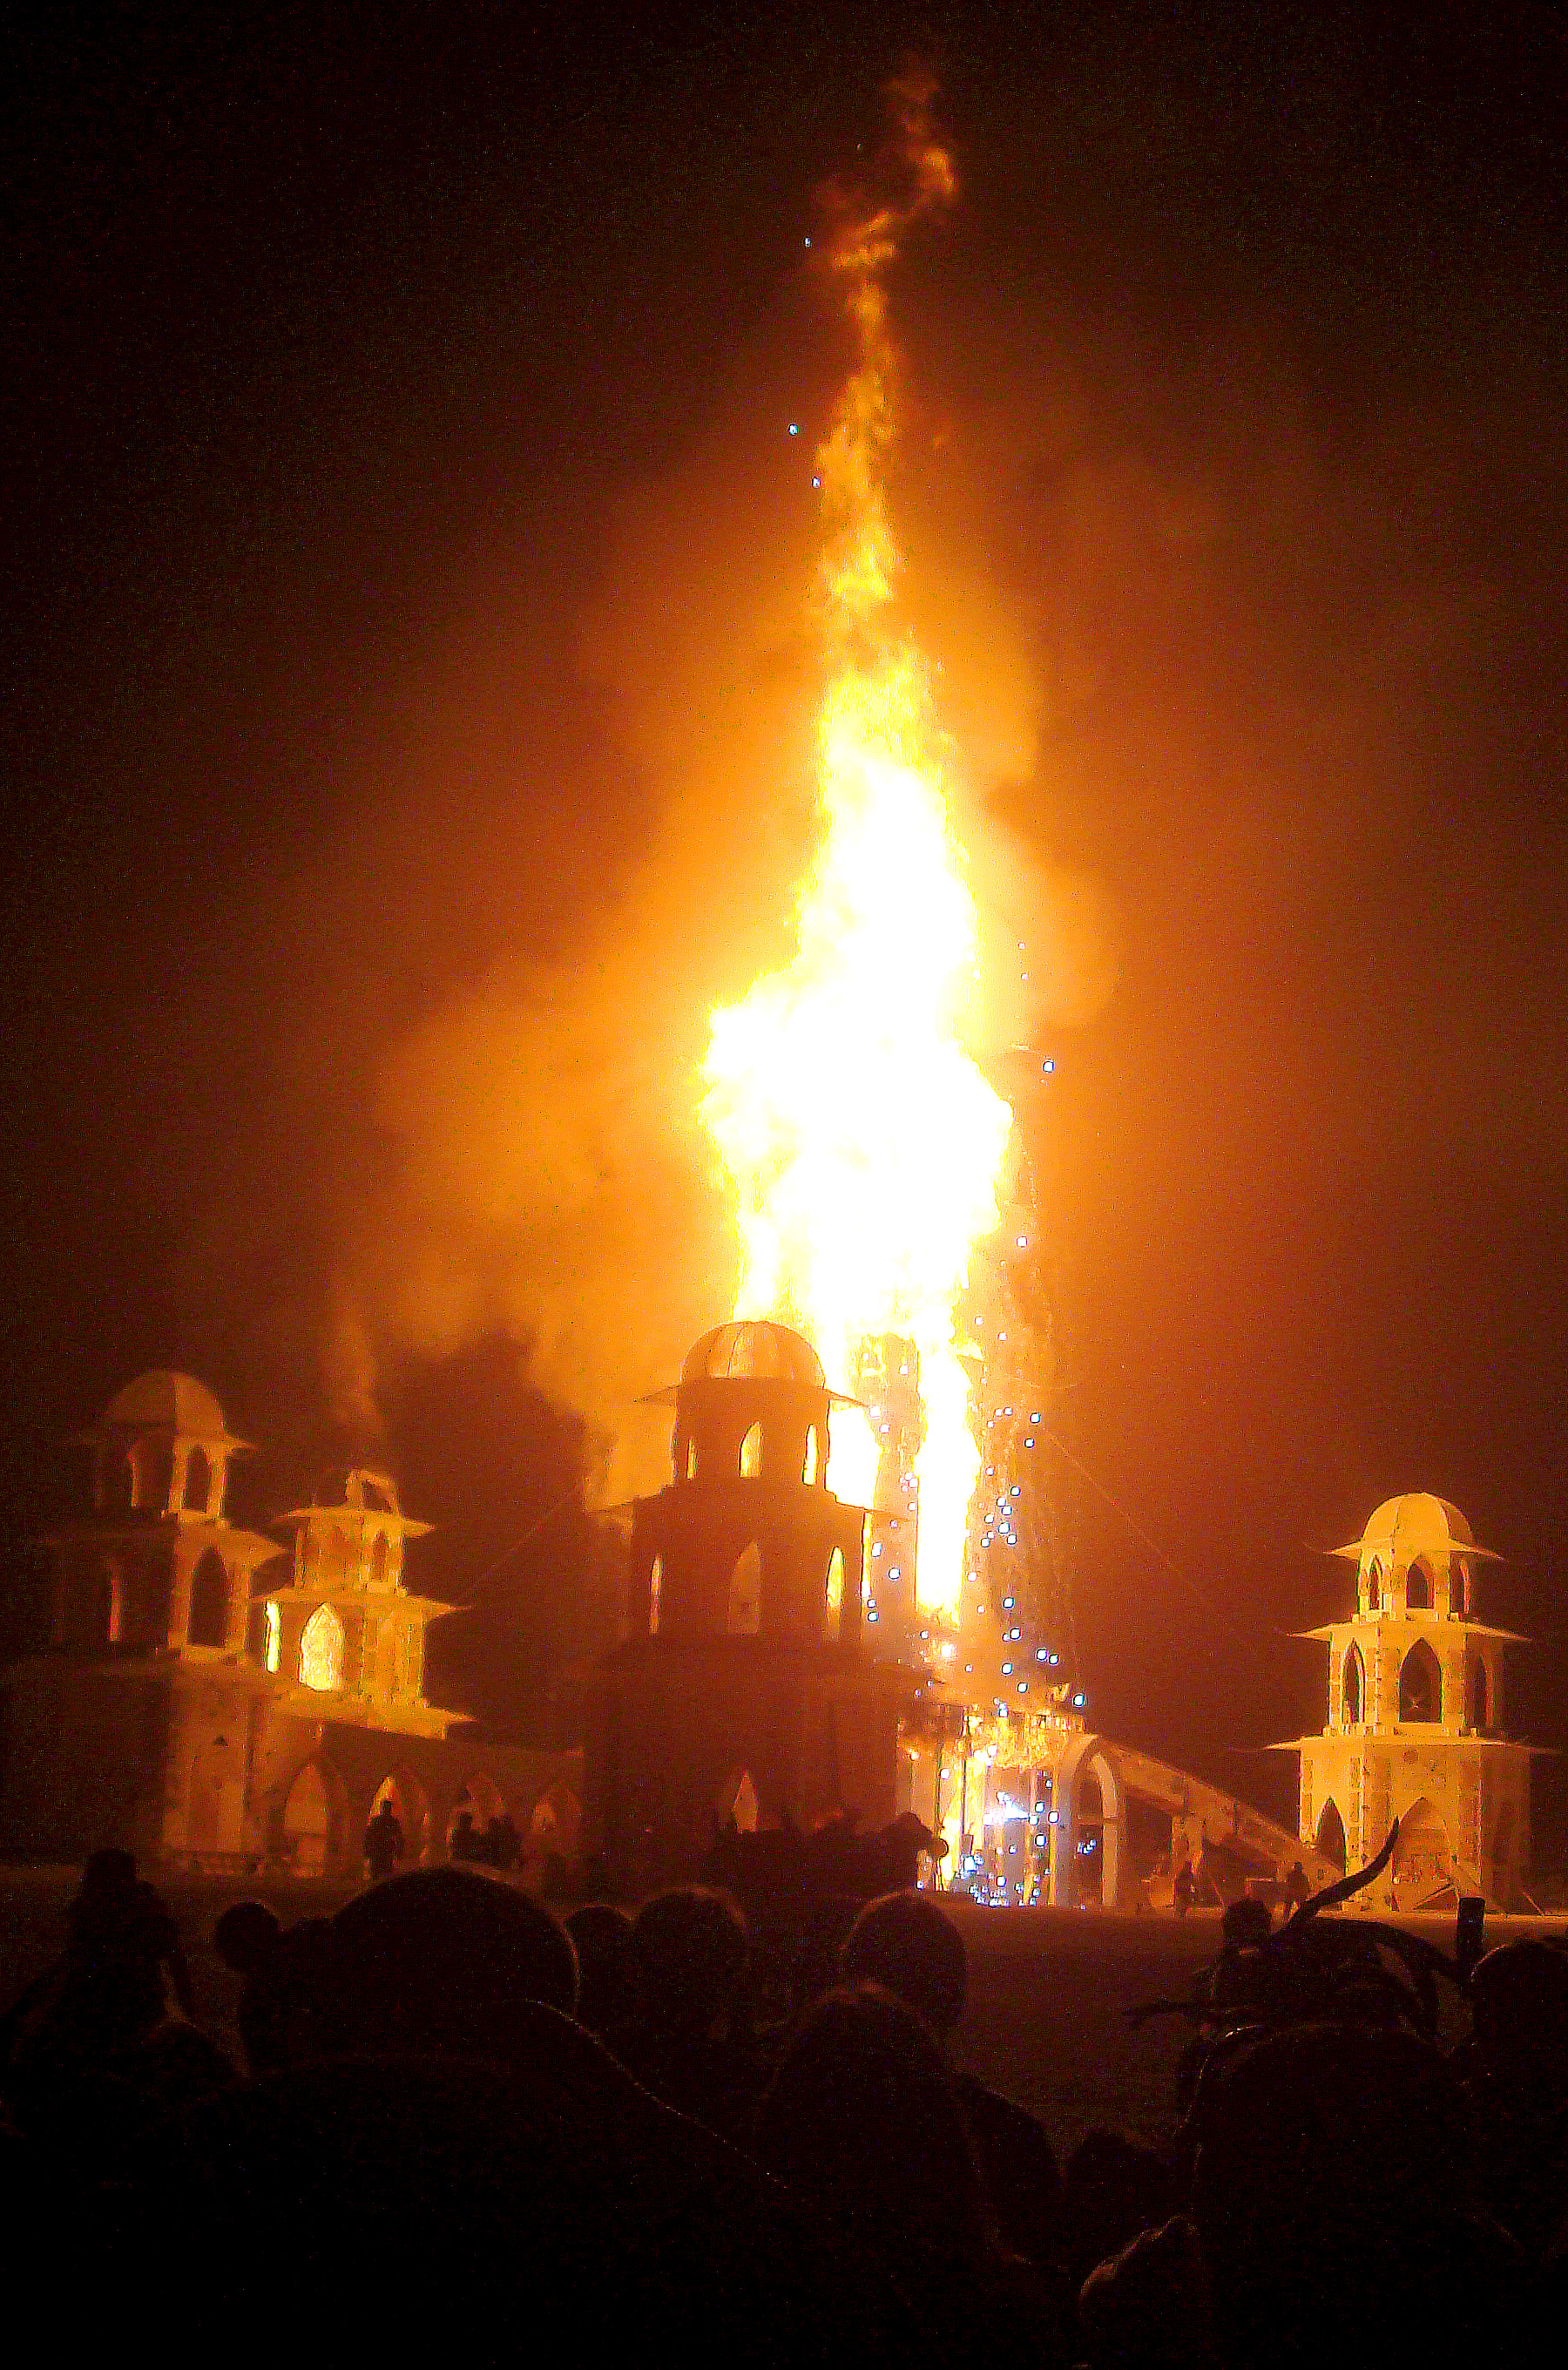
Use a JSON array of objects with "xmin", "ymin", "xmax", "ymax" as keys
[{"xmin": 3, "ymin": 8, "xmax": 1565, "ymax": 1846}]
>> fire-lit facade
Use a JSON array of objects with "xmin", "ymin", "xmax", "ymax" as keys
[
  {"xmin": 563, "ymin": 1322, "xmax": 909, "ymax": 1890},
  {"xmin": 1279, "ymin": 1495, "xmax": 1535, "ymax": 1911},
  {"xmin": 0, "ymin": 1371, "xmax": 580, "ymax": 1875}
]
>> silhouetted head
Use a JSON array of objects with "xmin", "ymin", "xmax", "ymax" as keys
[
  {"xmin": 1193, "ymin": 2021, "xmax": 1470, "ymax": 2363},
  {"xmin": 66, "ymin": 1849, "xmax": 146, "ymax": 1949},
  {"xmin": 756, "ymin": 1982, "xmax": 989, "ymax": 2276},
  {"xmin": 1220, "ymin": 1897, "xmax": 1273, "ymax": 1950},
  {"xmin": 840, "ymin": 1891, "xmax": 966, "ymax": 2037},
  {"xmin": 565, "ymin": 1903, "xmax": 634, "ymax": 2035},
  {"xmin": 79, "ymin": 1847, "xmax": 138, "ymax": 1899},
  {"xmin": 213, "ymin": 1899, "xmax": 281, "ymax": 1978},
  {"xmin": 214, "ymin": 1906, "xmax": 332, "ymax": 2075},
  {"xmin": 792, "ymin": 1895, "xmax": 862, "ymax": 2010},
  {"xmin": 1470, "ymin": 1938, "xmax": 1568, "ymax": 2079},
  {"xmin": 630, "ymin": 1888, "xmax": 748, "ymax": 2037},
  {"xmin": 314, "ymin": 1867, "xmax": 578, "ymax": 2062},
  {"xmin": 64, "ymin": 1854, "xmax": 179, "ymax": 2001}
]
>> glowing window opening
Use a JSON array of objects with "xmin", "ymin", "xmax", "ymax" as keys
[{"xmin": 300, "ymin": 1602, "xmax": 344, "ymax": 1692}]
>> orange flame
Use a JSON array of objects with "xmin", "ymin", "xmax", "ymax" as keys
[{"xmin": 700, "ymin": 77, "xmax": 1010, "ymax": 1616}]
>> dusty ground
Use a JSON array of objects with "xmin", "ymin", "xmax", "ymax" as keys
[{"xmin": 2, "ymin": 1867, "xmax": 1560, "ymax": 2157}]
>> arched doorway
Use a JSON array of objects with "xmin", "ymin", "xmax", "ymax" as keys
[
  {"xmin": 1342, "ymin": 1642, "xmax": 1364, "ymax": 1726},
  {"xmin": 448, "ymin": 1771, "xmax": 506, "ymax": 1857},
  {"xmin": 1050, "ymin": 1738, "xmax": 1124, "ymax": 1906},
  {"xmin": 187, "ymin": 1734, "xmax": 240, "ymax": 1856},
  {"xmin": 1315, "ymin": 1799, "xmax": 1347, "ymax": 1873},
  {"xmin": 713, "ymin": 1766, "xmax": 759, "ymax": 1834},
  {"xmin": 281, "ymin": 1759, "xmax": 341, "ymax": 1876},
  {"xmin": 1075, "ymin": 1770, "xmax": 1105, "ymax": 1904},
  {"xmin": 1399, "ymin": 1638, "xmax": 1441, "ymax": 1723},
  {"xmin": 1391, "ymin": 1797, "xmax": 1452, "ymax": 1906},
  {"xmin": 370, "ymin": 1770, "xmax": 431, "ymax": 1865},
  {"xmin": 187, "ymin": 1550, "xmax": 230, "ymax": 1648},
  {"xmin": 528, "ymin": 1781, "xmax": 583, "ymax": 1861},
  {"xmin": 727, "ymin": 1543, "xmax": 761, "ymax": 1635}
]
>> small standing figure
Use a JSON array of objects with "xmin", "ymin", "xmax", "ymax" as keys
[
  {"xmin": 1173, "ymin": 1859, "xmax": 1197, "ymax": 1920},
  {"xmin": 449, "ymin": 1810, "xmax": 479, "ymax": 1863},
  {"xmin": 1283, "ymin": 1859, "xmax": 1310, "ymax": 1918},
  {"xmin": 364, "ymin": 1799, "xmax": 405, "ymax": 1883}
]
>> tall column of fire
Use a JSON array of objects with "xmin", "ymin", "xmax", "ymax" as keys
[{"xmin": 700, "ymin": 75, "xmax": 1013, "ymax": 1627}]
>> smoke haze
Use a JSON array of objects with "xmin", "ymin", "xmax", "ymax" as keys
[{"xmin": 3, "ymin": 7, "xmax": 1565, "ymax": 1821}]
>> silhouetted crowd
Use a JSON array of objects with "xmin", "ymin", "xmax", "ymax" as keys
[{"xmin": 2, "ymin": 1849, "xmax": 1566, "ymax": 2366}]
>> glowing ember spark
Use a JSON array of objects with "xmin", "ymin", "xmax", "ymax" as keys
[{"xmin": 700, "ymin": 76, "xmax": 1011, "ymax": 1615}]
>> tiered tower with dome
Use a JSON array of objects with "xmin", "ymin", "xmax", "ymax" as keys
[
  {"xmin": 7, "ymin": 1371, "xmax": 284, "ymax": 1859},
  {"xmin": 1279, "ymin": 1493, "xmax": 1536, "ymax": 1910},
  {"xmin": 0, "ymin": 1371, "xmax": 581, "ymax": 1874},
  {"xmin": 570, "ymin": 1319, "xmax": 908, "ymax": 1887}
]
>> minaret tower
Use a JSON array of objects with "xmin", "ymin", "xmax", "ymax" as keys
[
  {"xmin": 1281, "ymin": 1494, "xmax": 1534, "ymax": 1909},
  {"xmin": 572, "ymin": 1319, "xmax": 907, "ymax": 1888},
  {"xmin": 260, "ymin": 1467, "xmax": 455, "ymax": 1735}
]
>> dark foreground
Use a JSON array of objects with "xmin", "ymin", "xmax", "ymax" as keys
[
  {"xmin": 0, "ymin": 1865, "xmax": 1558, "ymax": 2151},
  {"xmin": 3, "ymin": 1862, "xmax": 1567, "ymax": 2367}
]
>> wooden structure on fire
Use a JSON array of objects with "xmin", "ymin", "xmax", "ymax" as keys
[{"xmin": 568, "ymin": 1321, "xmax": 908, "ymax": 1887}]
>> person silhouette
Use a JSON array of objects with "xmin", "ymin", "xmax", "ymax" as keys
[
  {"xmin": 449, "ymin": 1810, "xmax": 478, "ymax": 1863},
  {"xmin": 363, "ymin": 1800, "xmax": 405, "ymax": 1882}
]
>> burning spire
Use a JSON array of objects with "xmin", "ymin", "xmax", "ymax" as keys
[{"xmin": 700, "ymin": 76, "xmax": 1013, "ymax": 1616}]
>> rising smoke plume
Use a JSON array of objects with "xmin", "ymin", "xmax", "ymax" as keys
[{"xmin": 324, "ymin": 73, "xmax": 1112, "ymax": 1506}]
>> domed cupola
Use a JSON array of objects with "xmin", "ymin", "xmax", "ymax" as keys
[
  {"xmin": 627, "ymin": 1319, "xmax": 868, "ymax": 1645},
  {"xmin": 84, "ymin": 1369, "xmax": 250, "ymax": 1521}
]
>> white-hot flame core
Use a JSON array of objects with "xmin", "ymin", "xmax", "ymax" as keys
[{"xmin": 699, "ymin": 83, "xmax": 1011, "ymax": 1615}]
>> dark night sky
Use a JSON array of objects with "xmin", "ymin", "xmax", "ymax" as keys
[{"xmin": 3, "ymin": 6, "xmax": 1565, "ymax": 1841}]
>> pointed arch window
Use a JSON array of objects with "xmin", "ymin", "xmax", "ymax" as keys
[
  {"xmin": 1342, "ymin": 1642, "xmax": 1364, "ymax": 1726},
  {"xmin": 1405, "ymin": 1558, "xmax": 1431, "ymax": 1612},
  {"xmin": 803, "ymin": 1425, "xmax": 821, "ymax": 1486},
  {"xmin": 188, "ymin": 1550, "xmax": 230, "ymax": 1649},
  {"xmin": 1470, "ymin": 1655, "xmax": 1489, "ymax": 1733},
  {"xmin": 740, "ymin": 1422, "xmax": 762, "ymax": 1480},
  {"xmin": 823, "ymin": 1547, "xmax": 845, "ymax": 1642},
  {"xmin": 727, "ymin": 1544, "xmax": 761, "ymax": 1635},
  {"xmin": 264, "ymin": 1601, "xmax": 281, "ymax": 1675},
  {"xmin": 649, "ymin": 1554, "xmax": 663, "ymax": 1636},
  {"xmin": 1398, "ymin": 1636, "xmax": 1441, "ymax": 1723},
  {"xmin": 301, "ymin": 1602, "xmax": 344, "ymax": 1692}
]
